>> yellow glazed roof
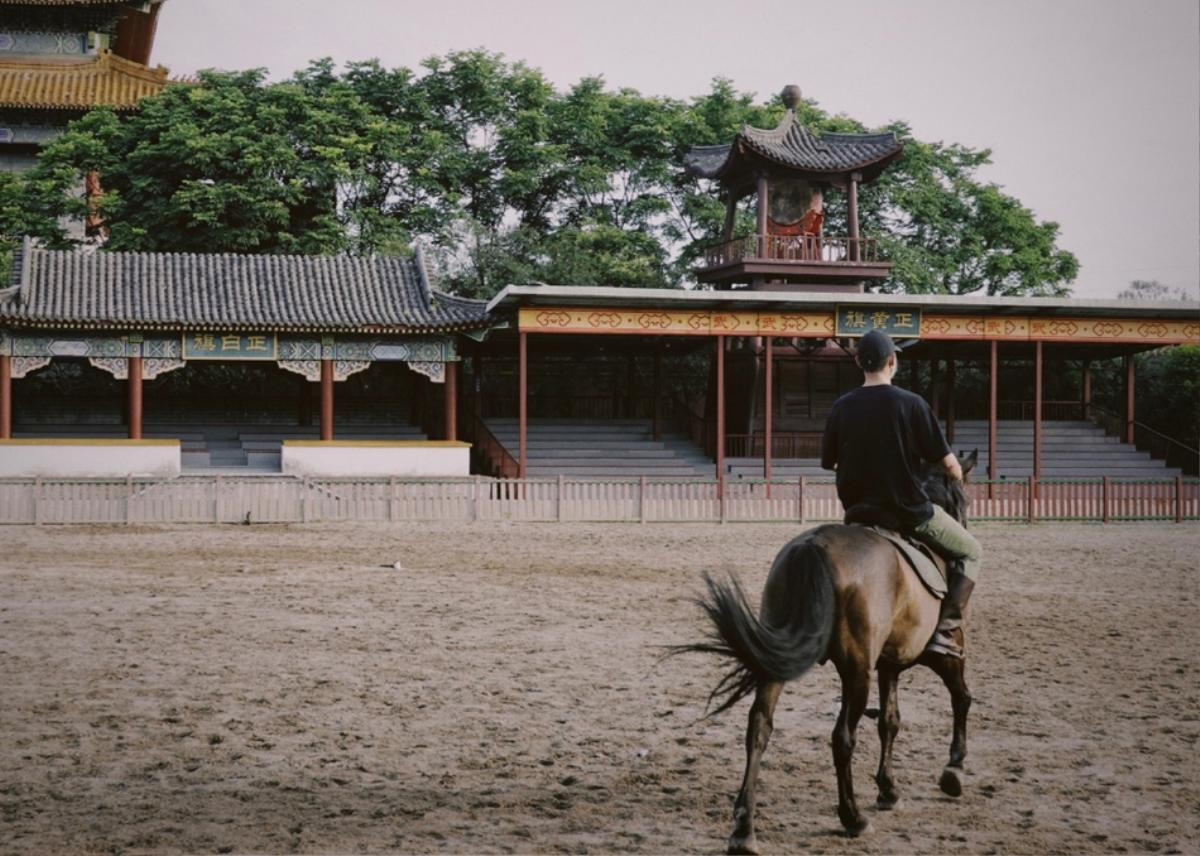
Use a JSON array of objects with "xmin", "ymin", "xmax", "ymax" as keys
[{"xmin": 0, "ymin": 51, "xmax": 174, "ymax": 110}]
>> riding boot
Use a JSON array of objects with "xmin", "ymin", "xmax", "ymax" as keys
[{"xmin": 925, "ymin": 565, "xmax": 975, "ymax": 659}]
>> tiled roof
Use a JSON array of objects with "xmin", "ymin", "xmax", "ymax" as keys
[
  {"xmin": 0, "ymin": 51, "xmax": 175, "ymax": 110},
  {"xmin": 0, "ymin": 241, "xmax": 492, "ymax": 333},
  {"xmin": 685, "ymin": 110, "xmax": 903, "ymax": 180}
]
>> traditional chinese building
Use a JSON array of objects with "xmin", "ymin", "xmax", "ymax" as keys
[{"xmin": 0, "ymin": 239, "xmax": 489, "ymax": 477}]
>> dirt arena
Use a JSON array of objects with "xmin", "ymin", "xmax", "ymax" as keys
[{"xmin": 1, "ymin": 521, "xmax": 1197, "ymax": 855}]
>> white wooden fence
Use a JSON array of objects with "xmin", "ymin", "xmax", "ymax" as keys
[{"xmin": 0, "ymin": 475, "xmax": 1195, "ymax": 525}]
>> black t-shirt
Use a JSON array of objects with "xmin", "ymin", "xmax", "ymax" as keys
[{"xmin": 820, "ymin": 384, "xmax": 951, "ymax": 529}]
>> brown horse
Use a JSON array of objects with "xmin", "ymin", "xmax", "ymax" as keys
[{"xmin": 680, "ymin": 453, "xmax": 977, "ymax": 853}]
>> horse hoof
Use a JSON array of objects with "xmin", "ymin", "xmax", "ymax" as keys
[
  {"xmin": 727, "ymin": 833, "xmax": 759, "ymax": 855},
  {"xmin": 939, "ymin": 766, "xmax": 963, "ymax": 797},
  {"xmin": 840, "ymin": 815, "xmax": 871, "ymax": 837},
  {"xmin": 876, "ymin": 794, "xmax": 900, "ymax": 811}
]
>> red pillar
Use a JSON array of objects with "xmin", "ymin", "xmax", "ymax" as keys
[
  {"xmin": 1124, "ymin": 354, "xmax": 1135, "ymax": 444},
  {"xmin": 763, "ymin": 336, "xmax": 773, "ymax": 481},
  {"xmin": 1081, "ymin": 359, "xmax": 1092, "ymax": 420},
  {"xmin": 128, "ymin": 356, "xmax": 143, "ymax": 440},
  {"xmin": 1033, "ymin": 340, "xmax": 1043, "ymax": 493},
  {"xmin": 444, "ymin": 360, "xmax": 458, "ymax": 441},
  {"xmin": 320, "ymin": 358, "xmax": 333, "ymax": 441},
  {"xmin": 946, "ymin": 358, "xmax": 956, "ymax": 445},
  {"xmin": 652, "ymin": 348, "xmax": 662, "ymax": 442},
  {"xmin": 756, "ymin": 174, "xmax": 769, "ymax": 257},
  {"xmin": 988, "ymin": 341, "xmax": 998, "ymax": 498},
  {"xmin": 847, "ymin": 172, "xmax": 860, "ymax": 261},
  {"xmin": 518, "ymin": 332, "xmax": 528, "ymax": 478},
  {"xmin": 0, "ymin": 354, "xmax": 11, "ymax": 439},
  {"xmin": 715, "ymin": 336, "xmax": 725, "ymax": 484}
]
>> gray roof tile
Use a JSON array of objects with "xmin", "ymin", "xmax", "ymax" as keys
[
  {"xmin": 684, "ymin": 110, "xmax": 903, "ymax": 179},
  {"xmin": 0, "ymin": 241, "xmax": 491, "ymax": 333}
]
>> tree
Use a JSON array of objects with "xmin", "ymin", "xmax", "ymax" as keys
[
  {"xmin": 1117, "ymin": 279, "xmax": 1195, "ymax": 301},
  {"xmin": 2, "ymin": 57, "xmax": 1079, "ymax": 301}
]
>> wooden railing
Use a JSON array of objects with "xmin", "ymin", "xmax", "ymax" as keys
[
  {"xmin": 481, "ymin": 394, "xmax": 656, "ymax": 421},
  {"xmin": 725, "ymin": 433, "xmax": 823, "ymax": 459},
  {"xmin": 702, "ymin": 234, "xmax": 880, "ymax": 268},
  {"xmin": 1, "ymin": 475, "xmax": 1195, "ymax": 525},
  {"xmin": 671, "ymin": 394, "xmax": 711, "ymax": 456}
]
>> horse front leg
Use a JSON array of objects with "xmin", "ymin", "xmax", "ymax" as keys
[
  {"xmin": 832, "ymin": 666, "xmax": 871, "ymax": 836},
  {"xmin": 874, "ymin": 664, "xmax": 901, "ymax": 809},
  {"xmin": 728, "ymin": 680, "xmax": 783, "ymax": 855},
  {"xmin": 925, "ymin": 652, "xmax": 972, "ymax": 796}
]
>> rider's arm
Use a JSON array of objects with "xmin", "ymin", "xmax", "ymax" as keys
[{"xmin": 943, "ymin": 452, "xmax": 963, "ymax": 483}]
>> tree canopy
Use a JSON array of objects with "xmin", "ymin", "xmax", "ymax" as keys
[{"xmin": 1, "ymin": 50, "xmax": 1079, "ymax": 299}]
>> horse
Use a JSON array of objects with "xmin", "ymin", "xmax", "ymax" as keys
[{"xmin": 678, "ymin": 451, "xmax": 978, "ymax": 853}]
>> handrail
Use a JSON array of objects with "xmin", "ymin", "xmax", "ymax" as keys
[
  {"xmin": 473, "ymin": 416, "xmax": 518, "ymax": 478},
  {"xmin": 701, "ymin": 234, "xmax": 880, "ymax": 268},
  {"xmin": 1086, "ymin": 402, "xmax": 1199, "ymax": 458}
]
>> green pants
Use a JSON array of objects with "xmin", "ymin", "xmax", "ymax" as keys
[{"xmin": 912, "ymin": 504, "xmax": 982, "ymax": 581}]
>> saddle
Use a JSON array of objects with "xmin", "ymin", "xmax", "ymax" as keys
[{"xmin": 864, "ymin": 526, "xmax": 949, "ymax": 599}]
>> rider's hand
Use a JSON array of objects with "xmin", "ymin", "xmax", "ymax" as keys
[{"xmin": 942, "ymin": 452, "xmax": 964, "ymax": 483}]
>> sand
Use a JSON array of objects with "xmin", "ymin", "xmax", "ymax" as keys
[{"xmin": 1, "ymin": 521, "xmax": 1197, "ymax": 855}]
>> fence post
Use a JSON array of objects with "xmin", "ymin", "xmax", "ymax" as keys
[
  {"xmin": 1102, "ymin": 475, "xmax": 1110, "ymax": 523},
  {"xmin": 125, "ymin": 474, "xmax": 133, "ymax": 525},
  {"xmin": 1027, "ymin": 475, "xmax": 1036, "ymax": 523},
  {"xmin": 798, "ymin": 475, "xmax": 805, "ymax": 525},
  {"xmin": 1176, "ymin": 475, "xmax": 1184, "ymax": 524},
  {"xmin": 389, "ymin": 475, "xmax": 397, "ymax": 523},
  {"xmin": 557, "ymin": 474, "xmax": 564, "ymax": 522},
  {"xmin": 33, "ymin": 476, "xmax": 42, "ymax": 526},
  {"xmin": 213, "ymin": 475, "xmax": 222, "ymax": 523},
  {"xmin": 719, "ymin": 477, "xmax": 727, "ymax": 524},
  {"xmin": 639, "ymin": 475, "xmax": 647, "ymax": 524},
  {"xmin": 300, "ymin": 478, "xmax": 309, "ymax": 524},
  {"xmin": 472, "ymin": 475, "xmax": 481, "ymax": 522}
]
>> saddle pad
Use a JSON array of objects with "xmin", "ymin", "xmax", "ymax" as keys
[{"xmin": 868, "ymin": 527, "xmax": 948, "ymax": 599}]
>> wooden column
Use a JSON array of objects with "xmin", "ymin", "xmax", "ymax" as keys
[
  {"xmin": 847, "ymin": 172, "xmax": 861, "ymax": 261},
  {"xmin": 946, "ymin": 358, "xmax": 956, "ymax": 445},
  {"xmin": 444, "ymin": 360, "xmax": 458, "ymax": 441},
  {"xmin": 756, "ymin": 174, "xmax": 769, "ymax": 257},
  {"xmin": 1081, "ymin": 359, "xmax": 1092, "ymax": 420},
  {"xmin": 0, "ymin": 354, "xmax": 11, "ymax": 439},
  {"xmin": 472, "ymin": 353, "xmax": 483, "ymax": 425},
  {"xmin": 988, "ymin": 341, "xmax": 998, "ymax": 498},
  {"xmin": 320, "ymin": 358, "xmax": 333, "ymax": 441},
  {"xmin": 518, "ymin": 332, "xmax": 528, "ymax": 478},
  {"xmin": 1124, "ymin": 354, "xmax": 1135, "ymax": 444},
  {"xmin": 721, "ymin": 192, "xmax": 737, "ymax": 242},
  {"xmin": 763, "ymin": 336, "xmax": 773, "ymax": 481},
  {"xmin": 127, "ymin": 356, "xmax": 143, "ymax": 440},
  {"xmin": 652, "ymin": 347, "xmax": 662, "ymax": 442},
  {"xmin": 1033, "ymin": 341, "xmax": 1043, "ymax": 491},
  {"xmin": 715, "ymin": 336, "xmax": 725, "ymax": 484}
]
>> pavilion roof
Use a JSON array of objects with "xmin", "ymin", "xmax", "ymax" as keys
[
  {"xmin": 0, "ymin": 241, "xmax": 492, "ymax": 334},
  {"xmin": 685, "ymin": 110, "xmax": 904, "ymax": 182},
  {"xmin": 0, "ymin": 52, "xmax": 180, "ymax": 111}
]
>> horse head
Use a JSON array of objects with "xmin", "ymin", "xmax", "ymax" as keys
[{"xmin": 922, "ymin": 449, "xmax": 978, "ymax": 524}]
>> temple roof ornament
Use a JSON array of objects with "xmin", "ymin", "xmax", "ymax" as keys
[
  {"xmin": 0, "ymin": 240, "xmax": 492, "ymax": 334},
  {"xmin": 684, "ymin": 86, "xmax": 904, "ymax": 184}
]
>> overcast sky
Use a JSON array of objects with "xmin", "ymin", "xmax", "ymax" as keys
[{"xmin": 153, "ymin": 0, "xmax": 1200, "ymax": 300}]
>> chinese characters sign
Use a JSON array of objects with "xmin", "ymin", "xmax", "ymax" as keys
[
  {"xmin": 183, "ymin": 332, "xmax": 278, "ymax": 360},
  {"xmin": 835, "ymin": 306, "xmax": 922, "ymax": 337}
]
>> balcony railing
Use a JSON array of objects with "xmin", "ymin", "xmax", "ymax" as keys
[{"xmin": 702, "ymin": 234, "xmax": 880, "ymax": 268}]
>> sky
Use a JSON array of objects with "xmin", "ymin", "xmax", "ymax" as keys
[{"xmin": 152, "ymin": 0, "xmax": 1200, "ymax": 300}]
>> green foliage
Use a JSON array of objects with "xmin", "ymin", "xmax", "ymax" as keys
[{"xmin": 3, "ymin": 53, "xmax": 1079, "ymax": 300}]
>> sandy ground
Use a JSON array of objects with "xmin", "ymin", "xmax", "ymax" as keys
[{"xmin": 1, "ymin": 521, "xmax": 1197, "ymax": 855}]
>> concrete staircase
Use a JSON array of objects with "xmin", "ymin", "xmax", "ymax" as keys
[
  {"xmin": 485, "ymin": 418, "xmax": 713, "ymax": 478},
  {"xmin": 725, "ymin": 420, "xmax": 1183, "ymax": 480}
]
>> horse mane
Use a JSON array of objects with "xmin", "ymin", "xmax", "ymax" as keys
[{"xmin": 921, "ymin": 465, "xmax": 969, "ymax": 525}]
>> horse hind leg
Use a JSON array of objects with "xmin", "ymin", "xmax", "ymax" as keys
[
  {"xmin": 832, "ymin": 663, "xmax": 872, "ymax": 836},
  {"xmin": 924, "ymin": 651, "xmax": 972, "ymax": 797},
  {"xmin": 727, "ymin": 680, "xmax": 783, "ymax": 856},
  {"xmin": 874, "ymin": 664, "xmax": 901, "ymax": 809}
]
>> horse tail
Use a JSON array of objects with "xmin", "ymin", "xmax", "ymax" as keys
[{"xmin": 679, "ymin": 539, "xmax": 837, "ymax": 717}]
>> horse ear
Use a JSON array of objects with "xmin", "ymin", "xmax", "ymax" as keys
[{"xmin": 960, "ymin": 449, "xmax": 979, "ymax": 476}]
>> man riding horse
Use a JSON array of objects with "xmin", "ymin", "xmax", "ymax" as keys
[{"xmin": 820, "ymin": 329, "xmax": 980, "ymax": 657}]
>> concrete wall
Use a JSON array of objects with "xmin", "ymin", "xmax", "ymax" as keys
[
  {"xmin": 281, "ymin": 441, "xmax": 471, "ymax": 478},
  {"xmin": 0, "ymin": 440, "xmax": 181, "ymax": 477}
]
